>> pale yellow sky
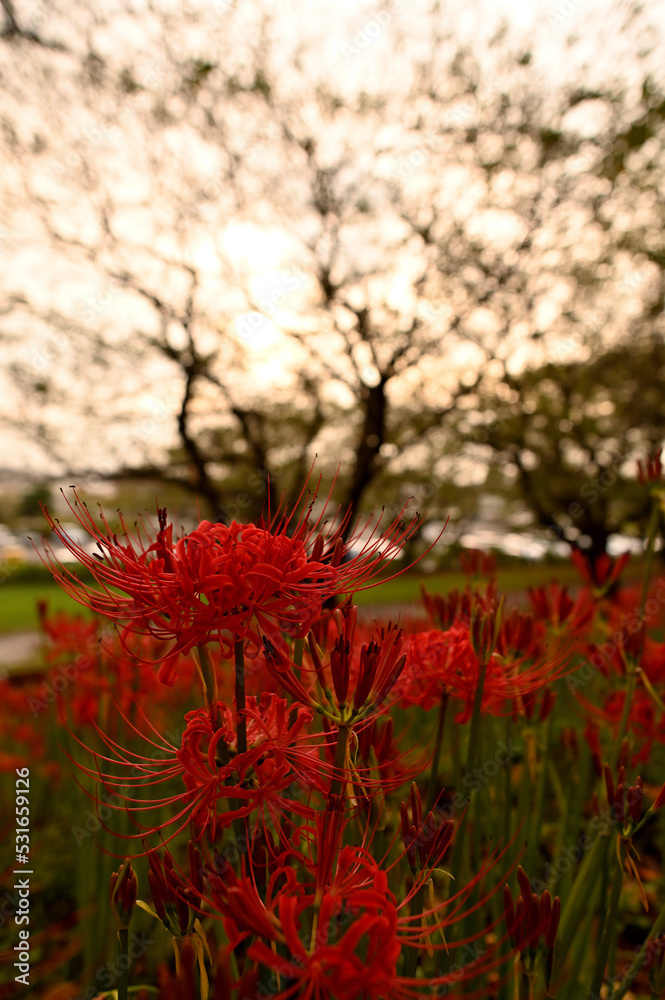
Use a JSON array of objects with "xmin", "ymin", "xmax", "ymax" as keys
[{"xmin": 1, "ymin": 0, "xmax": 663, "ymax": 476}]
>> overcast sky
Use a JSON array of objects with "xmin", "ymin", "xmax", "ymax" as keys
[{"xmin": 1, "ymin": 0, "xmax": 663, "ymax": 478}]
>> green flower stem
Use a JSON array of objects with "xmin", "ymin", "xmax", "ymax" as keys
[
  {"xmin": 450, "ymin": 660, "xmax": 489, "ymax": 880},
  {"xmin": 288, "ymin": 637, "xmax": 305, "ymax": 729},
  {"xmin": 234, "ymin": 640, "xmax": 247, "ymax": 756},
  {"xmin": 402, "ymin": 881, "xmax": 426, "ymax": 980},
  {"xmin": 426, "ymin": 692, "xmax": 448, "ymax": 813},
  {"xmin": 518, "ymin": 969, "xmax": 534, "ymax": 1000},
  {"xmin": 611, "ymin": 897, "xmax": 665, "ymax": 1000},
  {"xmin": 466, "ymin": 661, "xmax": 489, "ymax": 773},
  {"xmin": 196, "ymin": 644, "xmax": 218, "ymax": 722},
  {"xmin": 525, "ymin": 710, "xmax": 554, "ymax": 879},
  {"xmin": 329, "ymin": 725, "xmax": 350, "ymax": 803},
  {"xmin": 640, "ymin": 502, "xmax": 661, "ymax": 617},
  {"xmin": 118, "ymin": 928, "xmax": 130, "ymax": 1000},
  {"xmin": 588, "ymin": 850, "xmax": 624, "ymax": 998},
  {"xmin": 557, "ymin": 834, "xmax": 606, "ymax": 956},
  {"xmin": 609, "ymin": 668, "xmax": 636, "ymax": 771}
]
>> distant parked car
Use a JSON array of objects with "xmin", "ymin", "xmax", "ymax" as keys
[
  {"xmin": 0, "ymin": 526, "xmax": 30, "ymax": 564},
  {"xmin": 41, "ymin": 523, "xmax": 100, "ymax": 564}
]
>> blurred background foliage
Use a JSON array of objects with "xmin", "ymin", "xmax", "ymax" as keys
[{"xmin": 0, "ymin": 0, "xmax": 664, "ymax": 556}]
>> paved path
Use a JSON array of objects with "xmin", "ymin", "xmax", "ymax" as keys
[
  {"xmin": 0, "ymin": 605, "xmax": 426, "ymax": 673},
  {"xmin": 0, "ymin": 631, "xmax": 41, "ymax": 669}
]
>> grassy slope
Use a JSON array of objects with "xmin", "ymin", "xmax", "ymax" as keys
[
  {"xmin": 0, "ymin": 561, "xmax": 585, "ymax": 633},
  {"xmin": 0, "ymin": 582, "xmax": 92, "ymax": 632},
  {"xmin": 0, "ymin": 558, "xmax": 649, "ymax": 633}
]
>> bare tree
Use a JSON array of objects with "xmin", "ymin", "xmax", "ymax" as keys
[{"xmin": 1, "ymin": 0, "xmax": 663, "ymax": 533}]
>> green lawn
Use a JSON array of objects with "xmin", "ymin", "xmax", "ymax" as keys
[
  {"xmin": 352, "ymin": 563, "xmax": 583, "ymax": 606},
  {"xmin": 0, "ymin": 581, "xmax": 93, "ymax": 632},
  {"xmin": 0, "ymin": 558, "xmax": 647, "ymax": 633}
]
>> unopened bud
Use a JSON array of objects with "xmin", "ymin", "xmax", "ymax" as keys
[{"xmin": 110, "ymin": 859, "xmax": 138, "ymax": 931}]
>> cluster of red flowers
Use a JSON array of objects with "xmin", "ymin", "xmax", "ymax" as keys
[{"xmin": 5, "ymin": 467, "xmax": 665, "ymax": 999}]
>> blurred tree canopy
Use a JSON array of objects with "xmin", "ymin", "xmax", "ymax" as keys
[
  {"xmin": 449, "ymin": 333, "xmax": 665, "ymax": 558},
  {"xmin": 0, "ymin": 0, "xmax": 664, "ymax": 550}
]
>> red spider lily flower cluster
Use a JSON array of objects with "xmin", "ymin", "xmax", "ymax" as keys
[
  {"xmin": 68, "ymin": 691, "xmax": 328, "ymax": 845},
  {"xmin": 22, "ymin": 471, "xmax": 665, "ymax": 1000},
  {"xmin": 504, "ymin": 867, "xmax": 560, "ymax": 954},
  {"xmin": 161, "ymin": 808, "xmax": 509, "ymax": 1000},
  {"xmin": 637, "ymin": 448, "xmax": 663, "ymax": 485},
  {"xmin": 527, "ymin": 582, "xmax": 595, "ymax": 633},
  {"xmin": 604, "ymin": 762, "xmax": 644, "ymax": 832},
  {"xmin": 39, "ymin": 486, "xmax": 423, "ymax": 683},
  {"xmin": 395, "ymin": 600, "xmax": 569, "ymax": 723},
  {"xmin": 571, "ymin": 549, "xmax": 631, "ymax": 599},
  {"xmin": 504, "ymin": 867, "xmax": 560, "ymax": 993},
  {"xmin": 399, "ymin": 782, "xmax": 454, "ymax": 874}
]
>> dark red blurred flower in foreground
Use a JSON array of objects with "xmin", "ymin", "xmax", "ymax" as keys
[
  {"xmin": 40, "ymin": 486, "xmax": 423, "ymax": 682},
  {"xmin": 637, "ymin": 448, "xmax": 663, "ymax": 485},
  {"xmin": 527, "ymin": 581, "xmax": 595, "ymax": 634},
  {"xmin": 571, "ymin": 549, "xmax": 630, "ymax": 598}
]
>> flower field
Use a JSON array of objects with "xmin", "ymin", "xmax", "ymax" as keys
[{"xmin": 2, "ymin": 473, "xmax": 665, "ymax": 999}]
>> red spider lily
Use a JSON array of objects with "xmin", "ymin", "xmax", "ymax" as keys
[
  {"xmin": 247, "ymin": 881, "xmax": 404, "ymax": 1000},
  {"xmin": 504, "ymin": 869, "xmax": 560, "ymax": 950},
  {"xmin": 603, "ymin": 762, "xmax": 651, "ymax": 909},
  {"xmin": 309, "ymin": 618, "xmax": 407, "ymax": 723},
  {"xmin": 147, "ymin": 843, "xmax": 204, "ymax": 936},
  {"xmin": 395, "ymin": 624, "xmax": 570, "ymax": 723},
  {"xmin": 420, "ymin": 581, "xmax": 498, "ymax": 631},
  {"xmin": 495, "ymin": 608, "xmax": 544, "ymax": 663},
  {"xmin": 637, "ymin": 448, "xmax": 663, "ymax": 485},
  {"xmin": 527, "ymin": 581, "xmax": 595, "ymax": 633},
  {"xmin": 264, "ymin": 609, "xmax": 407, "ymax": 727},
  {"xmin": 40, "ymin": 495, "xmax": 335, "ymax": 681},
  {"xmin": 604, "ymin": 763, "xmax": 644, "ymax": 829},
  {"xmin": 196, "ymin": 816, "xmax": 512, "ymax": 1000},
  {"xmin": 399, "ymin": 782, "xmax": 454, "ymax": 873},
  {"xmin": 571, "ymin": 549, "xmax": 630, "ymax": 599},
  {"xmin": 504, "ymin": 876, "xmax": 560, "ymax": 1000},
  {"xmin": 110, "ymin": 859, "xmax": 138, "ymax": 931},
  {"xmin": 393, "ymin": 629, "xmax": 460, "ymax": 711},
  {"xmin": 576, "ymin": 635, "xmax": 665, "ymax": 765},
  {"xmin": 459, "ymin": 548, "xmax": 497, "ymax": 579},
  {"xmin": 66, "ymin": 692, "xmax": 329, "ymax": 848},
  {"xmin": 39, "ymin": 484, "xmax": 425, "ymax": 683}
]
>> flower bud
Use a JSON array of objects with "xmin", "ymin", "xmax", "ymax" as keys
[{"xmin": 110, "ymin": 859, "xmax": 138, "ymax": 931}]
